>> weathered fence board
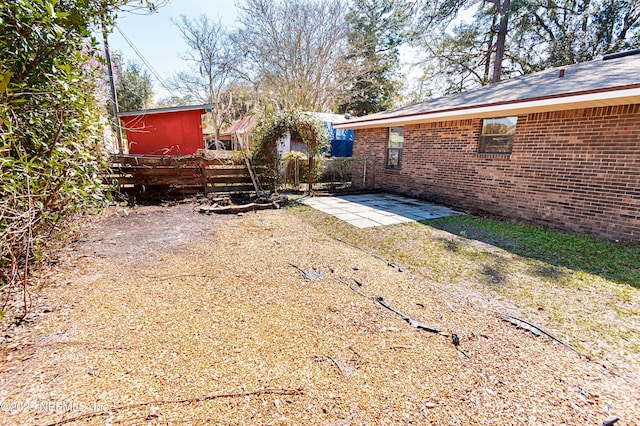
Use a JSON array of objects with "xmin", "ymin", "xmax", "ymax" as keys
[
  {"xmin": 112, "ymin": 155, "xmax": 235, "ymax": 167},
  {"xmin": 107, "ymin": 154, "xmax": 259, "ymax": 196}
]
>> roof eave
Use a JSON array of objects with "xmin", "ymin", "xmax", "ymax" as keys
[
  {"xmin": 118, "ymin": 103, "xmax": 217, "ymax": 118},
  {"xmin": 334, "ymin": 87, "xmax": 640, "ymax": 129}
]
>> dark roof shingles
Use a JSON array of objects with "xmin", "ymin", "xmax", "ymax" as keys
[{"xmin": 354, "ymin": 54, "xmax": 640, "ymax": 122}]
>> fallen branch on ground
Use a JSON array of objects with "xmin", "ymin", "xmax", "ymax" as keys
[
  {"xmin": 375, "ymin": 296, "xmax": 442, "ymax": 334},
  {"xmin": 289, "ymin": 263, "xmax": 325, "ymax": 281},
  {"xmin": 199, "ymin": 201, "xmax": 280, "ymax": 214},
  {"xmin": 45, "ymin": 387, "xmax": 304, "ymax": 426},
  {"xmin": 444, "ymin": 299, "xmax": 455, "ymax": 312},
  {"xmin": 336, "ymin": 277, "xmax": 442, "ymax": 334},
  {"xmin": 389, "ymin": 345, "xmax": 416, "ymax": 350},
  {"xmin": 144, "ymin": 273, "xmax": 209, "ymax": 281}
]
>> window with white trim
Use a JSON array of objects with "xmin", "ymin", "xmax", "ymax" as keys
[
  {"xmin": 479, "ymin": 117, "xmax": 517, "ymax": 154},
  {"xmin": 387, "ymin": 126, "xmax": 404, "ymax": 169}
]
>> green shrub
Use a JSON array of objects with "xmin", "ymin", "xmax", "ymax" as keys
[
  {"xmin": 0, "ymin": 0, "xmax": 153, "ymax": 320},
  {"xmin": 283, "ymin": 151, "xmax": 324, "ymax": 187}
]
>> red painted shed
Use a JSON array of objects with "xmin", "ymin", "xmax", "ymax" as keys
[{"xmin": 118, "ymin": 104, "xmax": 215, "ymax": 155}]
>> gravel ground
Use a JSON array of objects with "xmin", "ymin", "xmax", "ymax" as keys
[{"xmin": 0, "ymin": 204, "xmax": 638, "ymax": 425}]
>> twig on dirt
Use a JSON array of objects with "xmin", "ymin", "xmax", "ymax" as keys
[
  {"xmin": 389, "ymin": 345, "xmax": 416, "ymax": 350},
  {"xmin": 497, "ymin": 314, "xmax": 577, "ymax": 353},
  {"xmin": 375, "ymin": 296, "xmax": 442, "ymax": 334},
  {"xmin": 337, "ymin": 276, "xmax": 442, "ymax": 334},
  {"xmin": 452, "ymin": 334, "xmax": 471, "ymax": 359},
  {"xmin": 144, "ymin": 273, "xmax": 208, "ymax": 282},
  {"xmin": 457, "ymin": 347, "xmax": 471, "ymax": 359},
  {"xmin": 312, "ymin": 355, "xmax": 357, "ymax": 378},
  {"xmin": 337, "ymin": 276, "xmax": 375, "ymax": 302},
  {"xmin": 289, "ymin": 263, "xmax": 325, "ymax": 281},
  {"xmin": 289, "ymin": 263, "xmax": 306, "ymax": 276},
  {"xmin": 444, "ymin": 299, "xmax": 455, "ymax": 312},
  {"xmin": 347, "ymin": 346, "xmax": 362, "ymax": 359},
  {"xmin": 336, "ymin": 238, "xmax": 387, "ymax": 263},
  {"xmin": 45, "ymin": 388, "xmax": 304, "ymax": 426}
]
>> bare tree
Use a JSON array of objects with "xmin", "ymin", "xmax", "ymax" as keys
[
  {"xmin": 172, "ymin": 14, "xmax": 235, "ymax": 143},
  {"xmin": 233, "ymin": 0, "xmax": 355, "ymax": 112}
]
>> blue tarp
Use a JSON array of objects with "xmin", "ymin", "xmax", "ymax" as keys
[
  {"xmin": 330, "ymin": 139, "xmax": 353, "ymax": 157},
  {"xmin": 322, "ymin": 121, "xmax": 354, "ymax": 157}
]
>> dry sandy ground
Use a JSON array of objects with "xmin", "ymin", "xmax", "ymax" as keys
[{"xmin": 0, "ymin": 204, "xmax": 638, "ymax": 425}]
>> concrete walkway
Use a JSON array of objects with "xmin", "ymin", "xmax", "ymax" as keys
[{"xmin": 301, "ymin": 193, "xmax": 461, "ymax": 228}]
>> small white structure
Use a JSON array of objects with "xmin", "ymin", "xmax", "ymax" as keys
[{"xmin": 276, "ymin": 112, "xmax": 351, "ymax": 158}]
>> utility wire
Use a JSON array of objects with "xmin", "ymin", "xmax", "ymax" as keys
[{"xmin": 114, "ymin": 25, "xmax": 180, "ymax": 99}]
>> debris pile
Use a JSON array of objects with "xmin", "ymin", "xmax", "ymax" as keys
[{"xmin": 199, "ymin": 194, "xmax": 288, "ymax": 214}]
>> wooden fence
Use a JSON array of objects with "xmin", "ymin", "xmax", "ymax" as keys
[{"xmin": 106, "ymin": 154, "xmax": 259, "ymax": 197}]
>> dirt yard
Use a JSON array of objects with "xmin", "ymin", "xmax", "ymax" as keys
[{"xmin": 1, "ymin": 203, "xmax": 638, "ymax": 425}]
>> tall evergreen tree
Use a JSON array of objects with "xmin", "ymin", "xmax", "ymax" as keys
[
  {"xmin": 339, "ymin": 0, "xmax": 411, "ymax": 116},
  {"xmin": 115, "ymin": 59, "xmax": 154, "ymax": 112}
]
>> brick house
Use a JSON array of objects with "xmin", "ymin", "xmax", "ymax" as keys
[{"xmin": 334, "ymin": 50, "xmax": 640, "ymax": 241}]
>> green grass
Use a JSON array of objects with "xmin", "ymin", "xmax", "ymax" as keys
[{"xmin": 424, "ymin": 215, "xmax": 640, "ymax": 288}]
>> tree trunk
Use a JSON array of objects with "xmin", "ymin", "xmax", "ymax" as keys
[
  {"xmin": 491, "ymin": 0, "xmax": 511, "ymax": 84},
  {"xmin": 484, "ymin": 13, "xmax": 498, "ymax": 84},
  {"xmin": 308, "ymin": 155, "xmax": 314, "ymax": 194},
  {"xmin": 102, "ymin": 18, "xmax": 123, "ymax": 154}
]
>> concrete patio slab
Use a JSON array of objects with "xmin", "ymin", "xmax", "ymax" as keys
[
  {"xmin": 371, "ymin": 215, "xmax": 406, "ymax": 226},
  {"xmin": 300, "ymin": 193, "xmax": 461, "ymax": 228}
]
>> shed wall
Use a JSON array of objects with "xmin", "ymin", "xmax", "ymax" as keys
[
  {"xmin": 351, "ymin": 104, "xmax": 640, "ymax": 241},
  {"xmin": 121, "ymin": 109, "xmax": 205, "ymax": 155}
]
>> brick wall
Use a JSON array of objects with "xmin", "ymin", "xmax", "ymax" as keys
[{"xmin": 351, "ymin": 104, "xmax": 640, "ymax": 242}]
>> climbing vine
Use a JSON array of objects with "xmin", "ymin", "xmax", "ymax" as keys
[{"xmin": 252, "ymin": 111, "xmax": 328, "ymax": 193}]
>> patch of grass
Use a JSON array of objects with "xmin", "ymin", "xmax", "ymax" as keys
[
  {"xmin": 529, "ymin": 264, "xmax": 568, "ymax": 281},
  {"xmin": 296, "ymin": 205, "xmax": 640, "ymax": 375},
  {"xmin": 424, "ymin": 215, "xmax": 640, "ymax": 288}
]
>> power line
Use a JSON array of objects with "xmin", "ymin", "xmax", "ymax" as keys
[{"xmin": 114, "ymin": 25, "xmax": 180, "ymax": 99}]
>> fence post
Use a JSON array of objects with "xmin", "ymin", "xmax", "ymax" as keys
[{"xmin": 200, "ymin": 158, "xmax": 208, "ymax": 195}]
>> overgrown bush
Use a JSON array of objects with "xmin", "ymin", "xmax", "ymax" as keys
[
  {"xmin": 320, "ymin": 157, "xmax": 354, "ymax": 183},
  {"xmin": 0, "ymin": 0, "xmax": 151, "ymax": 320},
  {"xmin": 283, "ymin": 151, "xmax": 324, "ymax": 188},
  {"xmin": 252, "ymin": 111, "xmax": 328, "ymax": 193}
]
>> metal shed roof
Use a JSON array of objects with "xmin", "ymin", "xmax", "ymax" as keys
[
  {"xmin": 117, "ymin": 103, "xmax": 216, "ymax": 118},
  {"xmin": 220, "ymin": 115, "xmax": 258, "ymax": 137}
]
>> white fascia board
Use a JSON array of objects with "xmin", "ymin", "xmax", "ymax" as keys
[
  {"xmin": 333, "ymin": 88, "xmax": 640, "ymax": 129},
  {"xmin": 118, "ymin": 103, "xmax": 216, "ymax": 118}
]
